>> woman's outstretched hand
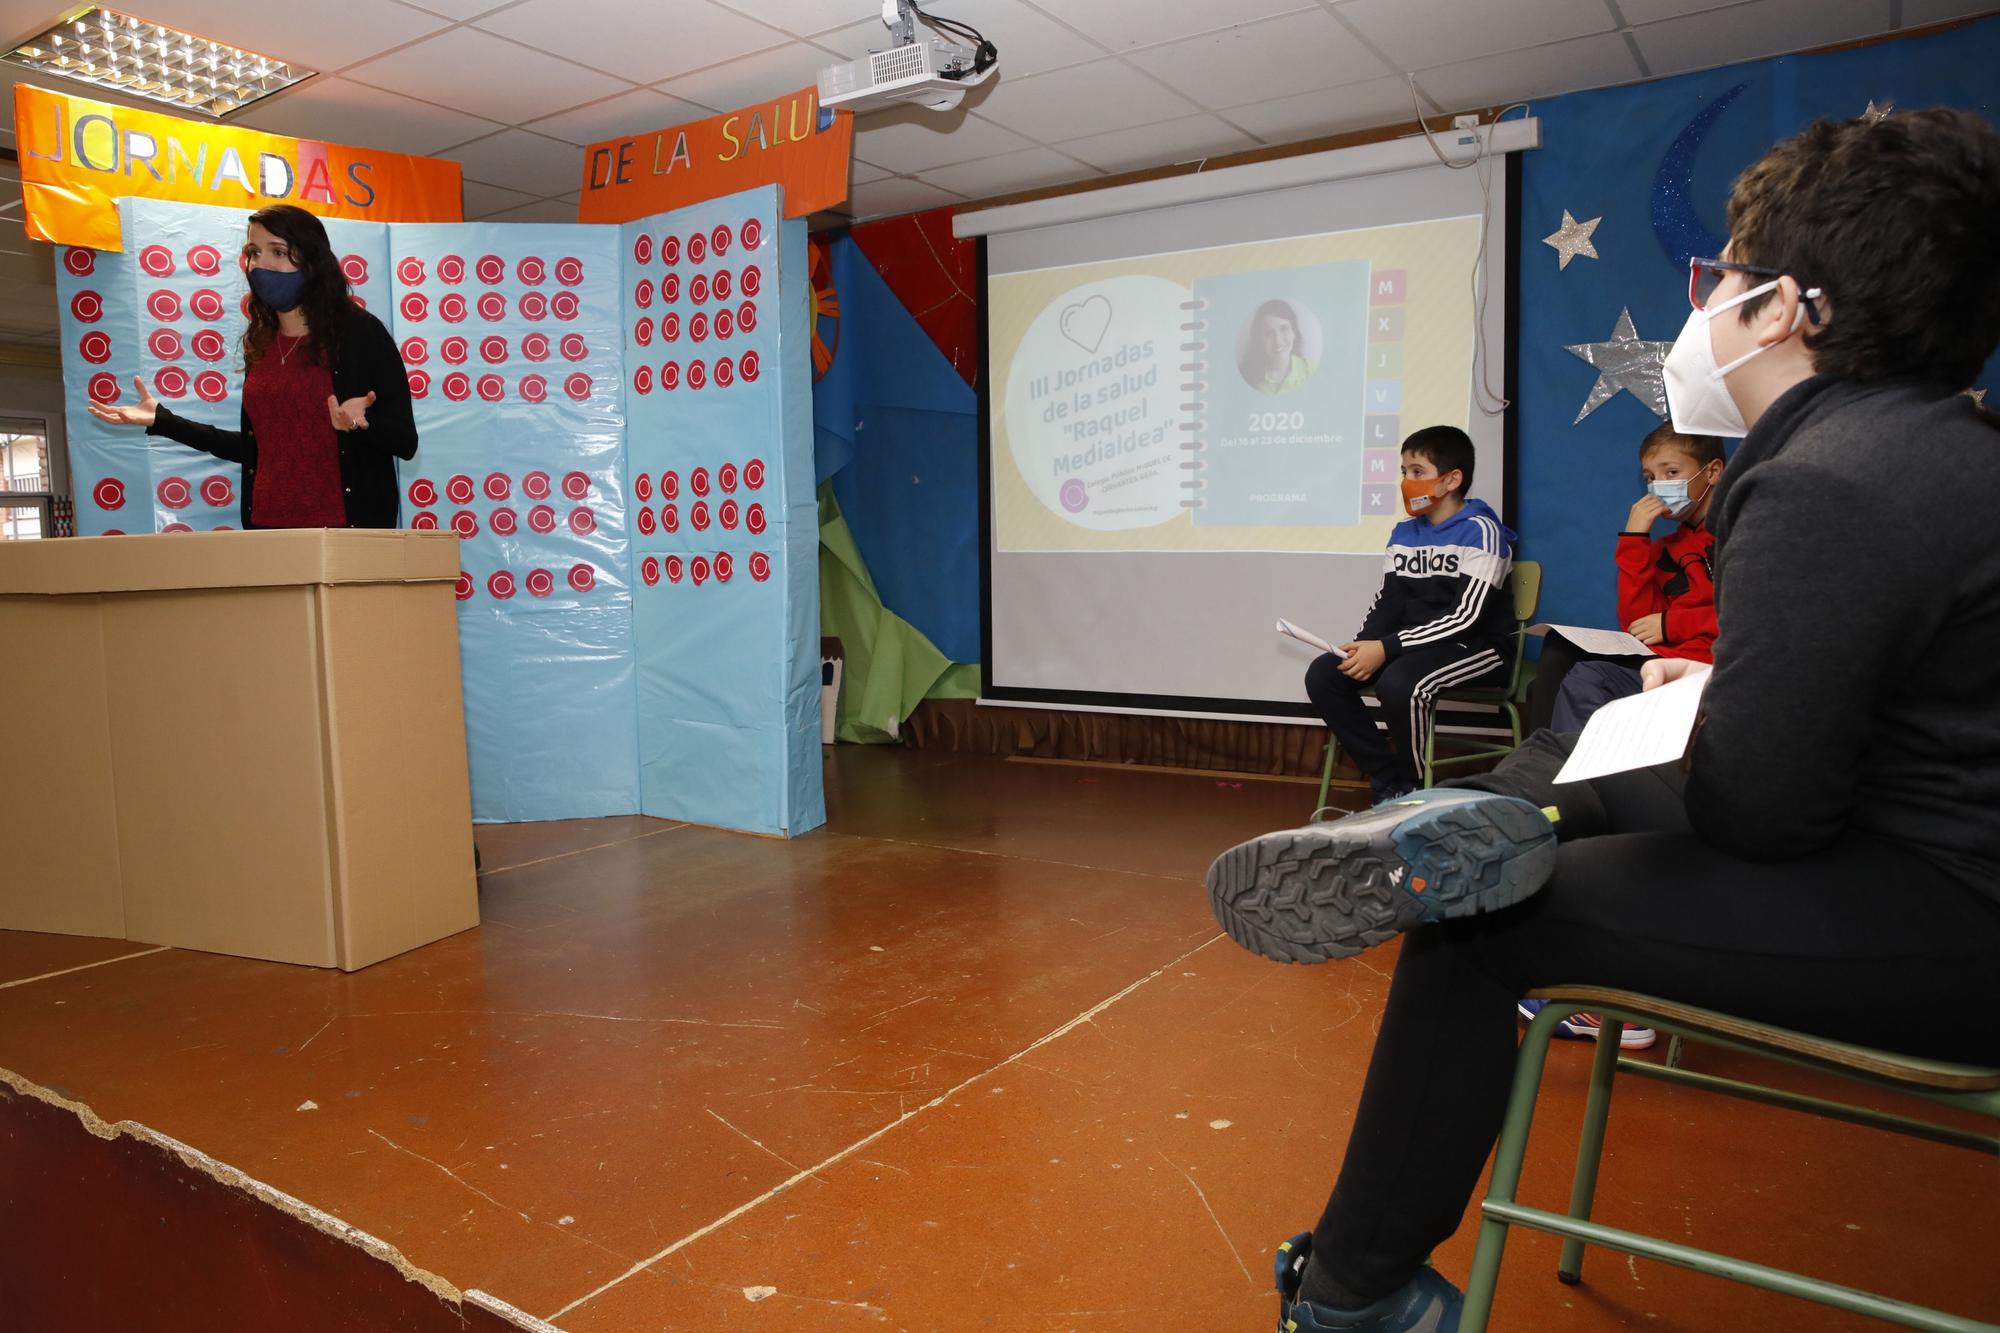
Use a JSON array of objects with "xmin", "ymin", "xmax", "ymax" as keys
[
  {"xmin": 85, "ymin": 375, "xmax": 159, "ymax": 428},
  {"xmin": 329, "ymin": 391, "xmax": 376, "ymax": 432}
]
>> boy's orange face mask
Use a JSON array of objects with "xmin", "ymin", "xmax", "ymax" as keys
[{"xmin": 1401, "ymin": 474, "xmax": 1456, "ymax": 515}]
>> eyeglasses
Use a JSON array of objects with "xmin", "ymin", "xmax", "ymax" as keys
[{"xmin": 1689, "ymin": 257, "xmax": 1824, "ymax": 324}]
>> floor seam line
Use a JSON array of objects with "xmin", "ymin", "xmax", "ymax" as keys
[
  {"xmin": 477, "ymin": 823, "xmax": 693, "ymax": 879},
  {"xmin": 0, "ymin": 945, "xmax": 171, "ymax": 992},
  {"xmin": 817, "ymin": 828, "xmax": 1197, "ymax": 885}
]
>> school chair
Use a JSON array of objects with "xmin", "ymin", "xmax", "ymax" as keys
[
  {"xmin": 1460, "ymin": 986, "xmax": 2000, "ymax": 1332},
  {"xmin": 1314, "ymin": 560, "xmax": 1543, "ymax": 814}
]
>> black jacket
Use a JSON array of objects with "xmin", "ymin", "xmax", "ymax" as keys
[{"xmin": 146, "ymin": 303, "xmax": 417, "ymax": 529}]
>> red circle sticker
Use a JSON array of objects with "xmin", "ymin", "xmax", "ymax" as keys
[
  {"xmin": 523, "ymin": 471, "xmax": 552, "ymax": 499},
  {"xmin": 488, "ymin": 570, "xmax": 515, "ymax": 599},
  {"xmin": 691, "ymin": 555, "xmax": 710, "ymax": 585},
  {"xmin": 641, "ymin": 555, "xmax": 660, "ymax": 586},
  {"xmin": 661, "ymin": 471, "xmax": 680, "ymax": 499},
  {"xmin": 438, "ymin": 255, "xmax": 466, "ymax": 284},
  {"xmin": 476, "ymin": 254, "xmax": 505, "ymax": 285},
  {"xmin": 518, "ymin": 256, "xmax": 548, "ymax": 285},
  {"xmin": 568, "ymin": 506, "xmax": 597, "ymax": 535},
  {"xmin": 715, "ymin": 309, "xmax": 735, "ymax": 340},
  {"xmin": 446, "ymin": 474, "xmax": 476, "ymax": 504},
  {"xmin": 491, "ymin": 506, "xmax": 519, "ymax": 535},
  {"xmin": 483, "ymin": 471, "xmax": 512, "ymax": 501},
  {"xmin": 556, "ymin": 257, "xmax": 584, "ymax": 286},
  {"xmin": 551, "ymin": 291, "xmax": 581, "ymax": 321},
  {"xmin": 740, "ymin": 218, "xmax": 763, "ymax": 250},
  {"xmin": 528, "ymin": 504, "xmax": 557, "ymax": 533},
  {"xmin": 522, "ymin": 332, "xmax": 551, "ymax": 361},
  {"xmin": 691, "ymin": 500, "xmax": 711, "ymax": 531},
  {"xmin": 710, "ymin": 223, "xmax": 732, "ymax": 256},
  {"xmin": 140, "ymin": 244, "xmax": 175, "ymax": 277},
  {"xmin": 739, "ymin": 349, "xmax": 761, "ymax": 382},
  {"xmin": 525, "ymin": 567, "xmax": 555, "ymax": 597},
  {"xmin": 188, "ymin": 244, "xmax": 222, "ymax": 276},
  {"xmin": 741, "ymin": 265, "xmax": 762, "ymax": 296},
  {"xmin": 150, "ymin": 328, "xmax": 184, "ymax": 360},
  {"xmin": 88, "ymin": 373, "xmax": 120, "ymax": 404},
  {"xmin": 749, "ymin": 551, "xmax": 771, "ymax": 581},
  {"xmin": 401, "ymin": 293, "xmax": 430, "ymax": 322},
  {"xmin": 560, "ymin": 334, "xmax": 588, "ymax": 362},
  {"xmin": 442, "ymin": 336, "xmax": 470, "ymax": 364},
  {"xmin": 148, "ymin": 290, "xmax": 183, "ymax": 321},
  {"xmin": 453, "ymin": 510, "xmax": 480, "ymax": 538},
  {"xmin": 633, "ymin": 235, "xmax": 654, "ymax": 265},
  {"xmin": 520, "ymin": 292, "xmax": 550, "ymax": 321},
  {"xmin": 154, "ymin": 367, "xmax": 190, "ymax": 399},
  {"xmin": 402, "ymin": 336, "xmax": 430, "ymax": 364},
  {"xmin": 635, "ymin": 473, "xmax": 654, "ymax": 501},
  {"xmin": 689, "ymin": 360, "xmax": 707, "ymax": 390},
  {"xmin": 714, "ymin": 269, "xmax": 734, "ymax": 302},
  {"xmin": 689, "ymin": 233, "xmax": 707, "ymax": 264},
  {"xmin": 635, "ymin": 317, "xmax": 654, "ymax": 347},
  {"xmin": 568, "ymin": 563, "xmax": 596, "ymax": 591},
  {"xmin": 747, "ymin": 502, "xmax": 767, "ymax": 534},
  {"xmin": 70, "ymin": 291, "xmax": 104, "ymax": 323},
  {"xmin": 157, "ymin": 476, "xmax": 192, "ymax": 508},
  {"xmin": 660, "ymin": 360, "xmax": 681, "ymax": 390},
  {"xmin": 476, "ymin": 373, "xmax": 505, "ymax": 402},
  {"xmin": 634, "ymin": 364, "xmax": 654, "ymax": 395},
  {"xmin": 691, "ymin": 274, "xmax": 710, "ymax": 304},
  {"xmin": 454, "ymin": 573, "xmax": 474, "ymax": 601},
  {"xmin": 397, "ymin": 256, "xmax": 426, "ymax": 286},
  {"xmin": 79, "ymin": 331, "xmax": 114, "ymax": 364},
  {"xmin": 413, "ymin": 511, "xmax": 439, "ymax": 530},
  {"xmin": 342, "ymin": 254, "xmax": 369, "ymax": 284},
  {"xmin": 666, "ymin": 555, "xmax": 685, "ymax": 582},
  {"xmin": 561, "ymin": 470, "xmax": 591, "ymax": 500},
  {"xmin": 161, "ymin": 522, "xmax": 193, "ymax": 534},
  {"xmin": 719, "ymin": 463, "xmax": 739, "ymax": 492},
  {"xmin": 662, "ymin": 503, "xmax": 679, "ymax": 532},
  {"xmin": 478, "ymin": 292, "xmax": 507, "ymax": 322},
  {"xmin": 443, "ymin": 372, "xmax": 472, "ymax": 401},
  {"xmin": 193, "ymin": 329, "xmax": 228, "ymax": 362},
  {"xmin": 720, "ymin": 498, "xmax": 740, "ymax": 529},
  {"xmin": 662, "ymin": 312, "xmax": 681, "ymax": 342},
  {"xmin": 93, "ymin": 477, "xmax": 126, "ymax": 509},
  {"xmin": 715, "ymin": 551, "xmax": 734, "ymax": 581},
  {"xmin": 480, "ymin": 335, "xmax": 509, "ymax": 364},
  {"xmin": 690, "ymin": 311, "xmax": 709, "ymax": 342},
  {"xmin": 519, "ymin": 373, "xmax": 548, "ymax": 403},
  {"xmin": 744, "ymin": 458, "xmax": 766, "ymax": 488},
  {"xmin": 65, "ymin": 248, "xmax": 98, "ymax": 277},
  {"xmin": 662, "ymin": 274, "xmax": 681, "ymax": 303},
  {"xmin": 439, "ymin": 293, "xmax": 468, "ymax": 323},
  {"xmin": 634, "ymin": 279, "xmax": 654, "ymax": 308},
  {"xmin": 691, "ymin": 466, "xmax": 711, "ymax": 497},
  {"xmin": 662, "ymin": 235, "xmax": 681, "ymax": 265},
  {"xmin": 201, "ymin": 475, "xmax": 234, "ymax": 506},
  {"xmin": 741, "ymin": 298, "xmax": 762, "ymax": 329},
  {"xmin": 637, "ymin": 506, "xmax": 657, "ymax": 535},
  {"xmin": 194, "ymin": 371, "xmax": 229, "ymax": 403},
  {"xmin": 241, "ymin": 295, "xmax": 255, "ymax": 320},
  {"xmin": 409, "ymin": 478, "xmax": 439, "ymax": 506},
  {"xmin": 407, "ymin": 369, "xmax": 432, "ymax": 398},
  {"xmin": 714, "ymin": 356, "xmax": 734, "ymax": 387},
  {"xmin": 564, "ymin": 373, "xmax": 593, "ymax": 402}
]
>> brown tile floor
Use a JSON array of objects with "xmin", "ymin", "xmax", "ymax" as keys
[{"xmin": 1, "ymin": 748, "xmax": 1995, "ymax": 1331}]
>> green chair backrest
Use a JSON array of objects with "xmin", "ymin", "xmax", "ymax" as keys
[{"xmin": 1510, "ymin": 559, "xmax": 1543, "ymax": 627}]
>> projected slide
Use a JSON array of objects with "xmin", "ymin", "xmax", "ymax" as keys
[{"xmin": 991, "ymin": 216, "xmax": 1482, "ymax": 553}]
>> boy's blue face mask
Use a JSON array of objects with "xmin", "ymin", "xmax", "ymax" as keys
[{"xmin": 1647, "ymin": 467, "xmax": 1713, "ymax": 519}]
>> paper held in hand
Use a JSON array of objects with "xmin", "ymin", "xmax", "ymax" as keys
[
  {"xmin": 1554, "ymin": 667, "xmax": 1711, "ymax": 784},
  {"xmin": 1528, "ymin": 623, "xmax": 1657, "ymax": 658},
  {"xmin": 1277, "ymin": 618, "xmax": 1347, "ymax": 660}
]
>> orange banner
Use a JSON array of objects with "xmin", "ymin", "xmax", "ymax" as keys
[
  {"xmin": 576, "ymin": 87, "xmax": 852, "ymax": 224},
  {"xmin": 12, "ymin": 83, "xmax": 463, "ymax": 252}
]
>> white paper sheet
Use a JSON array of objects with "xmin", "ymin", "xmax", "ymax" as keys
[
  {"xmin": 1554, "ymin": 668, "xmax": 1710, "ymax": 784},
  {"xmin": 1528, "ymin": 622, "xmax": 1657, "ymax": 658},
  {"xmin": 1277, "ymin": 618, "xmax": 1346, "ymax": 659}
]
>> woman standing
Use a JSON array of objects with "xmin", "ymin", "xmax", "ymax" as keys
[{"xmin": 87, "ymin": 204, "xmax": 416, "ymax": 528}]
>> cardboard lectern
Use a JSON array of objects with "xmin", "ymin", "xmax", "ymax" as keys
[{"xmin": 0, "ymin": 529, "xmax": 479, "ymax": 970}]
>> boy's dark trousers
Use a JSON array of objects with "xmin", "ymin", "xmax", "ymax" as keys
[{"xmin": 1306, "ymin": 640, "xmax": 1509, "ymax": 794}]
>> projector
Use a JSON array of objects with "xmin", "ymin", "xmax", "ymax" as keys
[{"xmin": 818, "ymin": 0, "xmax": 997, "ymax": 114}]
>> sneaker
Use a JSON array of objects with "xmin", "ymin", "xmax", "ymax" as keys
[
  {"xmin": 1276, "ymin": 1232, "xmax": 1313, "ymax": 1330},
  {"xmin": 1208, "ymin": 790, "xmax": 1559, "ymax": 964},
  {"xmin": 1271, "ymin": 1234, "xmax": 1463, "ymax": 1332},
  {"xmin": 1517, "ymin": 999, "xmax": 1657, "ymax": 1050}
]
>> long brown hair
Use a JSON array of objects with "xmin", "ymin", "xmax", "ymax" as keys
[{"xmin": 241, "ymin": 204, "xmax": 353, "ymax": 370}]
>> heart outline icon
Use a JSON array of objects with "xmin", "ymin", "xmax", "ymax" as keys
[{"xmin": 1059, "ymin": 295, "xmax": 1112, "ymax": 354}]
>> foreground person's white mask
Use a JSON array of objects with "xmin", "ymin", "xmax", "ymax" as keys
[{"xmin": 1662, "ymin": 278, "xmax": 1818, "ymax": 438}]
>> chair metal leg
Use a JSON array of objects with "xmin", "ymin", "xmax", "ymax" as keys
[
  {"xmin": 1317, "ymin": 738, "xmax": 1337, "ymax": 815},
  {"xmin": 1557, "ymin": 1018, "xmax": 1626, "ymax": 1283},
  {"xmin": 1666, "ymin": 1034, "xmax": 1686, "ymax": 1069},
  {"xmin": 1461, "ymin": 1010, "xmax": 1566, "ymax": 1331}
]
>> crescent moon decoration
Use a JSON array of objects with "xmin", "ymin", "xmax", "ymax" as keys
[{"xmin": 1651, "ymin": 83, "xmax": 1747, "ymax": 269}]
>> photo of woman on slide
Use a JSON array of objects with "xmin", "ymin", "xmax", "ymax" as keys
[{"xmin": 1238, "ymin": 298, "xmax": 1319, "ymax": 395}]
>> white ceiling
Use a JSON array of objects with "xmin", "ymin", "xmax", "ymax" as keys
[{"xmin": 1, "ymin": 0, "xmax": 1994, "ymax": 344}]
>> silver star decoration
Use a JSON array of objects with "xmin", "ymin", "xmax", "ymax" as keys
[
  {"xmin": 1967, "ymin": 388, "xmax": 1988, "ymax": 407},
  {"xmin": 1566, "ymin": 307, "xmax": 1672, "ymax": 424},
  {"xmin": 1863, "ymin": 99, "xmax": 1893, "ymax": 123},
  {"xmin": 1542, "ymin": 209, "xmax": 1602, "ymax": 270}
]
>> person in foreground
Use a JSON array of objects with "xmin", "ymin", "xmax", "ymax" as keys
[
  {"xmin": 1208, "ymin": 109, "xmax": 2000, "ymax": 1332},
  {"xmin": 88, "ymin": 203, "xmax": 416, "ymax": 529}
]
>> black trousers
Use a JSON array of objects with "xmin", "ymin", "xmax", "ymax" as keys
[
  {"xmin": 1313, "ymin": 730, "xmax": 2000, "ymax": 1298},
  {"xmin": 1306, "ymin": 641, "xmax": 1508, "ymax": 795},
  {"xmin": 1525, "ymin": 634, "xmax": 1649, "ymax": 735}
]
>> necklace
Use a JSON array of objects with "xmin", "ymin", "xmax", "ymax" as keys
[{"xmin": 278, "ymin": 331, "xmax": 305, "ymax": 365}]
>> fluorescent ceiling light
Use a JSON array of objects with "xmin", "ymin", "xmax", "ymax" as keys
[{"xmin": 4, "ymin": 6, "xmax": 312, "ymax": 117}]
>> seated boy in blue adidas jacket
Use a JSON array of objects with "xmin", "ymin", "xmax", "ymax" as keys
[{"xmin": 1308, "ymin": 425, "xmax": 1516, "ymax": 804}]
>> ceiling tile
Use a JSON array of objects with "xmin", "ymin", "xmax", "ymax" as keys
[
  {"xmin": 462, "ymin": 180, "xmax": 540, "ymax": 220},
  {"xmin": 473, "ymin": 0, "xmax": 787, "ymax": 84},
  {"xmin": 1412, "ymin": 31, "xmax": 1642, "ymax": 110},
  {"xmin": 1217, "ymin": 75, "xmax": 1417, "ymax": 143},
  {"xmin": 1125, "ymin": 10, "xmax": 1389, "ymax": 108},
  {"xmin": 815, "ymin": 0, "xmax": 1106, "ymax": 79},
  {"xmin": 850, "ymin": 158, "xmax": 894, "ymax": 184},
  {"xmin": 236, "ymin": 77, "xmax": 503, "ymax": 157},
  {"xmin": 1630, "ymin": 0, "xmax": 1893, "ymax": 76},
  {"xmin": 390, "ymin": 0, "xmax": 519, "ymax": 18},
  {"xmin": 706, "ymin": 0, "xmax": 858, "ymax": 38},
  {"xmin": 655, "ymin": 41, "xmax": 840, "ymax": 113},
  {"xmin": 1033, "ymin": 0, "xmax": 1314, "ymax": 50},
  {"xmin": 850, "ymin": 104, "xmax": 1036, "ymax": 173},
  {"xmin": 846, "ymin": 176, "xmax": 964, "ymax": 221},
  {"xmin": 524, "ymin": 89, "xmax": 714, "ymax": 147},
  {"xmin": 347, "ymin": 27, "xmax": 634, "ymax": 123},
  {"xmin": 1334, "ymin": 0, "xmax": 1616, "ymax": 70},
  {"xmin": 118, "ymin": 0, "xmax": 453, "ymax": 71},
  {"xmin": 1615, "ymin": 0, "xmax": 1742, "ymax": 21},
  {"xmin": 970, "ymin": 58, "xmax": 1197, "ymax": 141},
  {"xmin": 1053, "ymin": 112, "xmax": 1260, "ymax": 173},
  {"xmin": 1901, "ymin": 0, "xmax": 2000, "ymax": 23},
  {"xmin": 918, "ymin": 146, "xmax": 1100, "ymax": 198},
  {"xmin": 482, "ymin": 198, "xmax": 582, "ymax": 224},
  {"xmin": 441, "ymin": 129, "xmax": 587, "ymax": 197}
]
